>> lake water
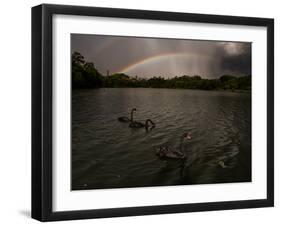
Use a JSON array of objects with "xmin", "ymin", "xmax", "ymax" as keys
[{"xmin": 72, "ymin": 88, "xmax": 251, "ymax": 190}]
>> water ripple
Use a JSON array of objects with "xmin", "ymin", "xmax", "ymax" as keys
[{"xmin": 72, "ymin": 88, "xmax": 251, "ymax": 190}]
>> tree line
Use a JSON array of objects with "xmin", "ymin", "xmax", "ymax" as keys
[{"xmin": 72, "ymin": 51, "xmax": 251, "ymax": 91}]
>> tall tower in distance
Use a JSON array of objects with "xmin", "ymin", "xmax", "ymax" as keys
[{"xmin": 107, "ymin": 70, "xmax": 109, "ymax": 76}]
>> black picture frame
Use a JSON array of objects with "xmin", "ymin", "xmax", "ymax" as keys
[{"xmin": 32, "ymin": 4, "xmax": 274, "ymax": 222}]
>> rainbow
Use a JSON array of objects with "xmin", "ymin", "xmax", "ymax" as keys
[{"xmin": 118, "ymin": 53, "xmax": 212, "ymax": 74}]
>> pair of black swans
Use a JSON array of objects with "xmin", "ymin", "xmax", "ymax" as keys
[
  {"xmin": 118, "ymin": 108, "xmax": 155, "ymax": 130},
  {"xmin": 118, "ymin": 108, "xmax": 192, "ymax": 160}
]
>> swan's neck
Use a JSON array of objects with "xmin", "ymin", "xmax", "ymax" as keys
[
  {"xmin": 130, "ymin": 110, "xmax": 135, "ymax": 121},
  {"xmin": 145, "ymin": 119, "xmax": 150, "ymax": 128},
  {"xmin": 179, "ymin": 136, "xmax": 185, "ymax": 152}
]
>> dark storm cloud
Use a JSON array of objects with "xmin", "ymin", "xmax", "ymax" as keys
[
  {"xmin": 71, "ymin": 34, "xmax": 251, "ymax": 79},
  {"xmin": 219, "ymin": 43, "xmax": 251, "ymax": 75}
]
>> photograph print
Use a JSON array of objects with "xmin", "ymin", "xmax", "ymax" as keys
[{"xmin": 71, "ymin": 34, "xmax": 252, "ymax": 190}]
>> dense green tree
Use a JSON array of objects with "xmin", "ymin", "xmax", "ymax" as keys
[
  {"xmin": 72, "ymin": 52, "xmax": 251, "ymax": 91},
  {"xmin": 72, "ymin": 52, "xmax": 103, "ymax": 88}
]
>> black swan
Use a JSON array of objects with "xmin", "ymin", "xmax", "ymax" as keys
[
  {"xmin": 155, "ymin": 132, "xmax": 192, "ymax": 159},
  {"xmin": 118, "ymin": 108, "xmax": 136, "ymax": 122},
  {"xmin": 129, "ymin": 119, "xmax": 155, "ymax": 130}
]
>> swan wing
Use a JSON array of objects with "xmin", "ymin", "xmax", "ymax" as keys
[
  {"xmin": 118, "ymin": 116, "xmax": 130, "ymax": 122},
  {"xmin": 155, "ymin": 147, "xmax": 185, "ymax": 159}
]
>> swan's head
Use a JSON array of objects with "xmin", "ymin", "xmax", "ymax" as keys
[
  {"xmin": 183, "ymin": 132, "xmax": 192, "ymax": 140},
  {"xmin": 132, "ymin": 108, "xmax": 137, "ymax": 112},
  {"xmin": 146, "ymin": 119, "xmax": 155, "ymax": 125}
]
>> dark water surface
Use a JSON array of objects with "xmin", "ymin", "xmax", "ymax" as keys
[{"xmin": 72, "ymin": 88, "xmax": 251, "ymax": 190}]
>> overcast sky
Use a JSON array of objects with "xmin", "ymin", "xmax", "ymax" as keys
[{"xmin": 71, "ymin": 34, "xmax": 251, "ymax": 79}]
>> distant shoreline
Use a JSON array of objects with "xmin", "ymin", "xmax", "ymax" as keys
[
  {"xmin": 72, "ymin": 52, "xmax": 251, "ymax": 91},
  {"xmin": 73, "ymin": 86, "xmax": 251, "ymax": 94}
]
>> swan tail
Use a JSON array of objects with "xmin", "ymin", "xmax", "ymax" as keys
[{"xmin": 118, "ymin": 117, "xmax": 130, "ymax": 122}]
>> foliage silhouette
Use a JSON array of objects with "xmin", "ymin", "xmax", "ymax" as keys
[{"xmin": 72, "ymin": 52, "xmax": 251, "ymax": 91}]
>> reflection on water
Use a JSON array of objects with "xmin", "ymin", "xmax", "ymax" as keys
[{"xmin": 72, "ymin": 88, "xmax": 251, "ymax": 190}]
